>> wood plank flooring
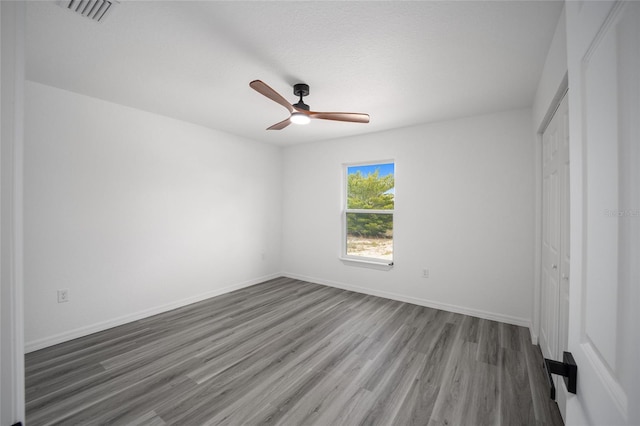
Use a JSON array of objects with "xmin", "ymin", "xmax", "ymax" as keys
[{"xmin": 25, "ymin": 277, "xmax": 564, "ymax": 425}]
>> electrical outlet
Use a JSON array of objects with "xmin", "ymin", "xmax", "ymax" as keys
[
  {"xmin": 422, "ymin": 269, "xmax": 429, "ymax": 278},
  {"xmin": 57, "ymin": 289, "xmax": 69, "ymax": 303}
]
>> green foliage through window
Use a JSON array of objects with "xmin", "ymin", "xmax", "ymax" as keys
[
  {"xmin": 346, "ymin": 213, "xmax": 393, "ymax": 239},
  {"xmin": 346, "ymin": 164, "xmax": 394, "ymax": 243},
  {"xmin": 347, "ymin": 170, "xmax": 394, "ymax": 210}
]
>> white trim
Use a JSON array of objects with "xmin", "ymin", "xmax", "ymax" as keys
[
  {"xmin": 538, "ymin": 76, "xmax": 569, "ymax": 134},
  {"xmin": 13, "ymin": 3, "xmax": 26, "ymax": 420},
  {"xmin": 582, "ymin": 341, "xmax": 628, "ymax": 419},
  {"xmin": 339, "ymin": 257, "xmax": 393, "ymax": 269},
  {"xmin": 532, "ymin": 131, "xmax": 543, "ymax": 345},
  {"xmin": 25, "ymin": 273, "xmax": 280, "ymax": 353},
  {"xmin": 343, "ymin": 159, "xmax": 396, "ymax": 169},
  {"xmin": 1, "ymin": 2, "xmax": 26, "ymax": 423},
  {"xmin": 282, "ymin": 272, "xmax": 532, "ymax": 329},
  {"xmin": 533, "ymin": 76, "xmax": 569, "ymax": 352}
]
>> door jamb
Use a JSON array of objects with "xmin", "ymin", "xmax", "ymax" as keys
[{"xmin": 532, "ymin": 73, "xmax": 568, "ymax": 345}]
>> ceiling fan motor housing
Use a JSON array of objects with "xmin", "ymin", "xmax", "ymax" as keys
[{"xmin": 293, "ymin": 83, "xmax": 309, "ymax": 97}]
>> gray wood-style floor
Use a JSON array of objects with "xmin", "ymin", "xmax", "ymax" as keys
[{"xmin": 26, "ymin": 277, "xmax": 563, "ymax": 426}]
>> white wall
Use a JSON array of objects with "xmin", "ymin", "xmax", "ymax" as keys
[
  {"xmin": 282, "ymin": 109, "xmax": 535, "ymax": 326},
  {"xmin": 24, "ymin": 81, "xmax": 282, "ymax": 350},
  {"xmin": 532, "ymin": 7, "xmax": 567, "ymax": 132}
]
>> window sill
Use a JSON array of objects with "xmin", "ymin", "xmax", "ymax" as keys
[{"xmin": 339, "ymin": 257, "xmax": 394, "ymax": 270}]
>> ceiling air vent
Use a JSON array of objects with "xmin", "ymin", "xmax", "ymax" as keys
[{"xmin": 61, "ymin": 0, "xmax": 117, "ymax": 23}]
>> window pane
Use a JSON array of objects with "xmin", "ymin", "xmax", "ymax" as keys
[
  {"xmin": 347, "ymin": 163, "xmax": 394, "ymax": 210},
  {"xmin": 346, "ymin": 212, "xmax": 393, "ymax": 260}
]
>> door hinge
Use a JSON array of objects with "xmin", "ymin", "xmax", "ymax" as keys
[{"xmin": 544, "ymin": 351, "xmax": 577, "ymax": 400}]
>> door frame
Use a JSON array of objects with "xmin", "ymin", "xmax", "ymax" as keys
[
  {"xmin": 533, "ymin": 74, "xmax": 568, "ymax": 349},
  {"xmin": 0, "ymin": 1, "xmax": 26, "ymax": 424}
]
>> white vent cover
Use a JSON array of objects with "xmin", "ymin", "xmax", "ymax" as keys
[{"xmin": 61, "ymin": 0, "xmax": 117, "ymax": 23}]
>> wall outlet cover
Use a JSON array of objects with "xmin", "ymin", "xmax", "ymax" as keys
[{"xmin": 57, "ymin": 289, "xmax": 69, "ymax": 303}]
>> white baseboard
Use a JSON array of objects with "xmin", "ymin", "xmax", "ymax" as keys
[
  {"xmin": 25, "ymin": 273, "xmax": 280, "ymax": 353},
  {"xmin": 282, "ymin": 272, "xmax": 532, "ymax": 329}
]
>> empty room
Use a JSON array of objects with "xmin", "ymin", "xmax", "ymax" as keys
[{"xmin": 1, "ymin": 1, "xmax": 639, "ymax": 425}]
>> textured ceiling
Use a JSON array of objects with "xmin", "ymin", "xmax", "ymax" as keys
[{"xmin": 26, "ymin": 1, "xmax": 563, "ymax": 146}]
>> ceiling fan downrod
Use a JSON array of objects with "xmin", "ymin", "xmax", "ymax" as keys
[{"xmin": 293, "ymin": 83, "xmax": 310, "ymax": 111}]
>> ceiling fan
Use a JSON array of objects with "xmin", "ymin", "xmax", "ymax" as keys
[{"xmin": 249, "ymin": 80, "xmax": 370, "ymax": 130}]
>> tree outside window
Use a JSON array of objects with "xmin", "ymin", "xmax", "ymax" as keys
[{"xmin": 344, "ymin": 162, "xmax": 394, "ymax": 262}]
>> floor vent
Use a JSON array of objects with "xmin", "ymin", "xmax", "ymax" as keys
[{"xmin": 61, "ymin": 0, "xmax": 117, "ymax": 23}]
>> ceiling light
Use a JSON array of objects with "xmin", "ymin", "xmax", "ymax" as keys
[{"xmin": 290, "ymin": 112, "xmax": 311, "ymax": 125}]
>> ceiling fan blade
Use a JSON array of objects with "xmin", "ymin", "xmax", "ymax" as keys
[
  {"xmin": 250, "ymin": 80, "xmax": 294, "ymax": 113},
  {"xmin": 308, "ymin": 111, "xmax": 370, "ymax": 123},
  {"xmin": 267, "ymin": 117, "xmax": 292, "ymax": 130}
]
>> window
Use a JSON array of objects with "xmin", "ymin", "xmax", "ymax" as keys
[{"xmin": 343, "ymin": 161, "xmax": 394, "ymax": 264}]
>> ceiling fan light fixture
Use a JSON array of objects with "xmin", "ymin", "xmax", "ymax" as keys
[{"xmin": 290, "ymin": 112, "xmax": 311, "ymax": 125}]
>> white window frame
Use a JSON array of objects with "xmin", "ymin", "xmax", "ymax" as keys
[{"xmin": 341, "ymin": 160, "xmax": 395, "ymax": 267}]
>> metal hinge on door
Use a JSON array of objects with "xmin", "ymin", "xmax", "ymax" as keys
[{"xmin": 543, "ymin": 351, "xmax": 577, "ymax": 400}]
